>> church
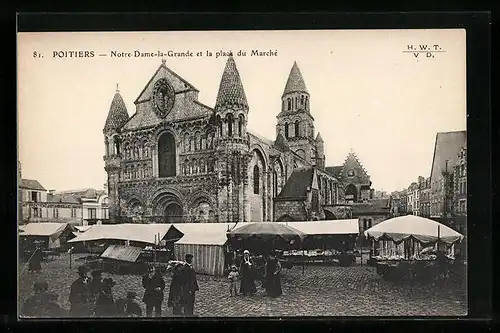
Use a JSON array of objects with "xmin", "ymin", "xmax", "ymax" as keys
[{"xmin": 103, "ymin": 57, "xmax": 372, "ymax": 224}]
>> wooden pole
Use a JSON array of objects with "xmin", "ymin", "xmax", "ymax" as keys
[
  {"xmin": 69, "ymin": 248, "xmax": 72, "ymax": 269},
  {"xmin": 437, "ymin": 225, "xmax": 441, "ymax": 252},
  {"xmin": 302, "ymin": 248, "xmax": 305, "ymax": 275}
]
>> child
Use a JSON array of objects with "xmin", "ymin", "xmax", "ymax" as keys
[{"xmin": 228, "ymin": 265, "xmax": 239, "ymax": 297}]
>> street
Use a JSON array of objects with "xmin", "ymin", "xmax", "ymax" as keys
[{"xmin": 18, "ymin": 253, "xmax": 466, "ymax": 317}]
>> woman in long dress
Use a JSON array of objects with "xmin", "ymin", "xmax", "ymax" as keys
[
  {"xmin": 239, "ymin": 250, "xmax": 257, "ymax": 296},
  {"xmin": 264, "ymin": 252, "xmax": 282, "ymax": 298}
]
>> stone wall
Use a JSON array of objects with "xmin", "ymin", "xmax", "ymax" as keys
[{"xmin": 274, "ymin": 200, "xmax": 307, "ymax": 221}]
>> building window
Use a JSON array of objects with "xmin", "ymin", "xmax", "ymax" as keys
[
  {"xmin": 31, "ymin": 191, "xmax": 38, "ymax": 202},
  {"xmin": 53, "ymin": 208, "xmax": 59, "ymax": 218},
  {"xmin": 103, "ymin": 208, "xmax": 109, "ymax": 219},
  {"xmin": 294, "ymin": 120, "xmax": 300, "ymax": 137},
  {"xmin": 284, "ymin": 123, "xmax": 289, "ymax": 139},
  {"xmin": 88, "ymin": 208, "xmax": 97, "ymax": 219},
  {"xmin": 71, "ymin": 208, "xmax": 76, "ymax": 218},
  {"xmin": 253, "ymin": 165, "xmax": 260, "ymax": 194},
  {"xmin": 273, "ymin": 171, "xmax": 278, "ymax": 197},
  {"xmin": 158, "ymin": 132, "xmax": 176, "ymax": 177},
  {"xmin": 287, "ymin": 98, "xmax": 291, "ymax": 110},
  {"xmin": 33, "ymin": 207, "xmax": 40, "ymax": 218},
  {"xmin": 238, "ymin": 114, "xmax": 244, "ymax": 137},
  {"xmin": 227, "ymin": 114, "xmax": 234, "ymax": 137},
  {"xmin": 301, "ymin": 95, "xmax": 304, "ymax": 105}
]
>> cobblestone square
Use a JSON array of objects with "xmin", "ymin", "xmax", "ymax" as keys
[{"xmin": 18, "ymin": 253, "xmax": 467, "ymax": 317}]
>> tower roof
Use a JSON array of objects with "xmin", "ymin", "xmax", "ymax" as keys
[
  {"xmin": 274, "ymin": 131, "xmax": 290, "ymax": 151},
  {"xmin": 104, "ymin": 86, "xmax": 129, "ymax": 133},
  {"xmin": 215, "ymin": 56, "xmax": 248, "ymax": 109},
  {"xmin": 316, "ymin": 132, "xmax": 324, "ymax": 142},
  {"xmin": 282, "ymin": 61, "xmax": 308, "ymax": 97}
]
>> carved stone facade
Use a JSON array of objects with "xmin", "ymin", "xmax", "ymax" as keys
[{"xmin": 104, "ymin": 58, "xmax": 343, "ymax": 224}]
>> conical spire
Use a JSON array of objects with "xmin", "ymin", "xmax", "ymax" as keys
[
  {"xmin": 316, "ymin": 132, "xmax": 323, "ymax": 142},
  {"xmin": 282, "ymin": 61, "xmax": 308, "ymax": 97},
  {"xmin": 215, "ymin": 56, "xmax": 248, "ymax": 109},
  {"xmin": 104, "ymin": 86, "xmax": 129, "ymax": 133}
]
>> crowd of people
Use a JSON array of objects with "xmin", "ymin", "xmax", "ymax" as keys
[
  {"xmin": 21, "ymin": 253, "xmax": 200, "ymax": 318},
  {"xmin": 21, "ymin": 248, "xmax": 284, "ymax": 318},
  {"xmin": 230, "ymin": 249, "xmax": 283, "ymax": 298}
]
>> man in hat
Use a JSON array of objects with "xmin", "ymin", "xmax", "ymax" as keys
[
  {"xmin": 87, "ymin": 269, "xmax": 103, "ymax": 315},
  {"xmin": 28, "ymin": 244, "xmax": 43, "ymax": 273},
  {"xmin": 182, "ymin": 254, "xmax": 199, "ymax": 316},
  {"xmin": 117, "ymin": 291, "xmax": 143, "ymax": 317},
  {"xmin": 21, "ymin": 280, "xmax": 65, "ymax": 317},
  {"xmin": 95, "ymin": 277, "xmax": 117, "ymax": 317},
  {"xmin": 69, "ymin": 265, "xmax": 91, "ymax": 317},
  {"xmin": 142, "ymin": 265, "xmax": 165, "ymax": 317}
]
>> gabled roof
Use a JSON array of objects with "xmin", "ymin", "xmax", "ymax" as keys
[
  {"xmin": 430, "ymin": 131, "xmax": 466, "ymax": 182},
  {"xmin": 55, "ymin": 188, "xmax": 105, "ymax": 200},
  {"xmin": 248, "ymin": 130, "xmax": 274, "ymax": 148},
  {"xmin": 104, "ymin": 90, "xmax": 129, "ymax": 133},
  {"xmin": 134, "ymin": 60, "xmax": 198, "ymax": 104},
  {"xmin": 277, "ymin": 167, "xmax": 313, "ymax": 199},
  {"xmin": 282, "ymin": 61, "xmax": 308, "ymax": 97},
  {"xmin": 20, "ymin": 179, "xmax": 46, "ymax": 191},
  {"xmin": 215, "ymin": 56, "xmax": 248, "ymax": 109}
]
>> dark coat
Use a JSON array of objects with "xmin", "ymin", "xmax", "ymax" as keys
[
  {"xmin": 142, "ymin": 272, "xmax": 166, "ymax": 304},
  {"xmin": 116, "ymin": 299, "xmax": 143, "ymax": 317},
  {"xmin": 69, "ymin": 277, "xmax": 90, "ymax": 316},
  {"xmin": 264, "ymin": 259, "xmax": 282, "ymax": 297},
  {"xmin": 182, "ymin": 264, "xmax": 199, "ymax": 294},
  {"xmin": 239, "ymin": 259, "xmax": 257, "ymax": 295},
  {"xmin": 87, "ymin": 279, "xmax": 102, "ymax": 306},
  {"xmin": 28, "ymin": 249, "xmax": 43, "ymax": 271},
  {"xmin": 167, "ymin": 265, "xmax": 185, "ymax": 308},
  {"xmin": 95, "ymin": 289, "xmax": 116, "ymax": 317}
]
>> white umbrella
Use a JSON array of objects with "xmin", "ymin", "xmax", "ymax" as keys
[{"xmin": 364, "ymin": 215, "xmax": 463, "ymax": 244}]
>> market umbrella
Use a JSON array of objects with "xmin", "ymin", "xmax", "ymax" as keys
[
  {"xmin": 227, "ymin": 222, "xmax": 305, "ymax": 252},
  {"xmin": 364, "ymin": 215, "xmax": 464, "ymax": 245}
]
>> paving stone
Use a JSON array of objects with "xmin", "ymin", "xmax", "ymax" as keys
[{"xmin": 18, "ymin": 253, "xmax": 467, "ymax": 317}]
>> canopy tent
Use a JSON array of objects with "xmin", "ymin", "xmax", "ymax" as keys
[
  {"xmin": 277, "ymin": 219, "xmax": 359, "ymax": 251},
  {"xmin": 364, "ymin": 215, "xmax": 464, "ymax": 245},
  {"xmin": 101, "ymin": 245, "xmax": 143, "ymax": 263},
  {"xmin": 67, "ymin": 223, "xmax": 172, "ymax": 245},
  {"xmin": 174, "ymin": 232, "xmax": 228, "ymax": 276},
  {"xmin": 227, "ymin": 222, "xmax": 306, "ymax": 253},
  {"xmin": 19, "ymin": 222, "xmax": 76, "ymax": 249}
]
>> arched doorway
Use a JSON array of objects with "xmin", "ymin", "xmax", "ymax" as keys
[
  {"xmin": 250, "ymin": 148, "xmax": 267, "ymax": 222},
  {"xmin": 152, "ymin": 191, "xmax": 184, "ymax": 223},
  {"xmin": 345, "ymin": 184, "xmax": 358, "ymax": 203},
  {"xmin": 158, "ymin": 132, "xmax": 176, "ymax": 177}
]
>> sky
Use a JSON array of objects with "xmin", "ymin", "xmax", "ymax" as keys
[{"xmin": 18, "ymin": 30, "xmax": 466, "ymax": 193}]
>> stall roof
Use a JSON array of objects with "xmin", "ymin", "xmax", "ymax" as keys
[
  {"xmin": 20, "ymin": 222, "xmax": 74, "ymax": 237},
  {"xmin": 175, "ymin": 232, "xmax": 228, "ymax": 246},
  {"xmin": 364, "ymin": 215, "xmax": 463, "ymax": 244},
  {"xmin": 101, "ymin": 245, "xmax": 143, "ymax": 262},
  {"xmin": 277, "ymin": 219, "xmax": 359, "ymax": 235},
  {"xmin": 68, "ymin": 223, "xmax": 172, "ymax": 245},
  {"xmin": 74, "ymin": 225, "xmax": 92, "ymax": 232}
]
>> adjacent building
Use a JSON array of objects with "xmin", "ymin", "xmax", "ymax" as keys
[
  {"xmin": 103, "ymin": 57, "xmax": 349, "ymax": 224},
  {"xmin": 453, "ymin": 146, "xmax": 467, "ymax": 216},
  {"xmin": 419, "ymin": 177, "xmax": 431, "ymax": 218},
  {"xmin": 18, "ymin": 168, "xmax": 109, "ymax": 226},
  {"xmin": 429, "ymin": 131, "xmax": 467, "ymax": 218}
]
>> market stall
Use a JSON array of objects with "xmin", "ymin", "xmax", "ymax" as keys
[
  {"xmin": 364, "ymin": 215, "xmax": 464, "ymax": 282},
  {"xmin": 19, "ymin": 223, "xmax": 76, "ymax": 260}
]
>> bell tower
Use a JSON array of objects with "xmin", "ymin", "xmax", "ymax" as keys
[
  {"xmin": 103, "ymin": 84, "xmax": 129, "ymax": 223},
  {"xmin": 214, "ymin": 56, "xmax": 251, "ymax": 223},
  {"xmin": 276, "ymin": 62, "xmax": 316, "ymax": 164}
]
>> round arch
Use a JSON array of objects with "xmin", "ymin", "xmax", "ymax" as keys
[
  {"xmin": 323, "ymin": 209, "xmax": 337, "ymax": 220},
  {"xmin": 250, "ymin": 144, "xmax": 269, "ymax": 170}
]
